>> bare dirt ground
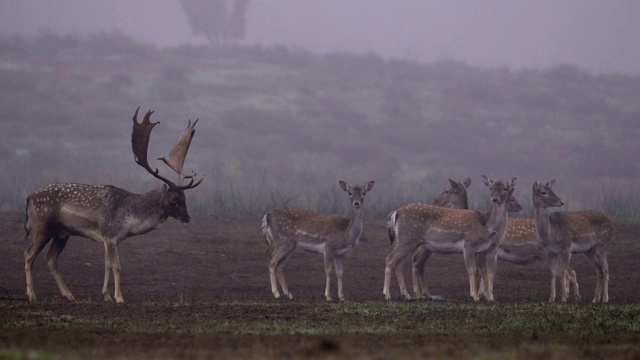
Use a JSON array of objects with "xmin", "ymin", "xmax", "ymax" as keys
[{"xmin": 1, "ymin": 211, "xmax": 639, "ymax": 359}]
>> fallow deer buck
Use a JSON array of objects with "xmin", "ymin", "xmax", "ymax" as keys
[
  {"xmin": 407, "ymin": 178, "xmax": 580, "ymax": 301},
  {"xmin": 532, "ymin": 179, "xmax": 613, "ymax": 303},
  {"xmin": 384, "ymin": 176, "xmax": 515, "ymax": 302},
  {"xmin": 23, "ymin": 107, "xmax": 203, "ymax": 303},
  {"xmin": 262, "ymin": 180, "xmax": 375, "ymax": 301}
]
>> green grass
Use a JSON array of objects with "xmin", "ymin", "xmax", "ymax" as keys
[
  {"xmin": 1, "ymin": 299, "xmax": 639, "ymax": 359},
  {"xmin": 3, "ymin": 300, "xmax": 639, "ymax": 337}
]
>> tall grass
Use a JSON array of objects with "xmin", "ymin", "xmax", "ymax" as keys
[
  {"xmin": 3, "ymin": 170, "xmax": 640, "ymax": 222},
  {"xmin": 601, "ymin": 188, "xmax": 640, "ymax": 224}
]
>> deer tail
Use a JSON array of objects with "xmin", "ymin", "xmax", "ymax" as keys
[
  {"xmin": 261, "ymin": 214, "xmax": 274, "ymax": 246},
  {"xmin": 387, "ymin": 211, "xmax": 398, "ymax": 244},
  {"xmin": 22, "ymin": 199, "xmax": 32, "ymax": 242}
]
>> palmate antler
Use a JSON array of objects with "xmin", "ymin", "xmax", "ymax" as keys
[
  {"xmin": 158, "ymin": 118, "xmax": 199, "ymax": 185},
  {"xmin": 131, "ymin": 107, "xmax": 203, "ymax": 190}
]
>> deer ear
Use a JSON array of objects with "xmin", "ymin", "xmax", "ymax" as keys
[
  {"xmin": 161, "ymin": 184, "xmax": 169, "ymax": 193},
  {"xmin": 339, "ymin": 180, "xmax": 349, "ymax": 192},
  {"xmin": 481, "ymin": 175, "xmax": 493, "ymax": 187},
  {"xmin": 448, "ymin": 178, "xmax": 459, "ymax": 189},
  {"xmin": 463, "ymin": 177, "xmax": 471, "ymax": 189},
  {"xmin": 509, "ymin": 177, "xmax": 518, "ymax": 187},
  {"xmin": 548, "ymin": 178, "xmax": 556, "ymax": 187},
  {"xmin": 366, "ymin": 180, "xmax": 375, "ymax": 192},
  {"xmin": 533, "ymin": 181, "xmax": 540, "ymax": 192},
  {"xmin": 508, "ymin": 187, "xmax": 515, "ymax": 197}
]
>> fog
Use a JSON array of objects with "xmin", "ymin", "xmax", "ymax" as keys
[
  {"xmin": 1, "ymin": 0, "xmax": 639, "ymax": 75},
  {"xmin": 1, "ymin": 1, "xmax": 639, "ymax": 218}
]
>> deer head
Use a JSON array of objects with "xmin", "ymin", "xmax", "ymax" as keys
[
  {"xmin": 532, "ymin": 179, "xmax": 564, "ymax": 209},
  {"xmin": 339, "ymin": 180, "xmax": 375, "ymax": 210},
  {"xmin": 481, "ymin": 175, "xmax": 516, "ymax": 205}
]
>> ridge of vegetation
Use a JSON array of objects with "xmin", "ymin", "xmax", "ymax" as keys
[{"xmin": 1, "ymin": 31, "xmax": 639, "ymax": 220}]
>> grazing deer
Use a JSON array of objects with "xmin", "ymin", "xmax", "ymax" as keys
[
  {"xmin": 410, "ymin": 178, "xmax": 580, "ymax": 301},
  {"xmin": 384, "ymin": 176, "xmax": 514, "ymax": 302},
  {"xmin": 532, "ymin": 179, "xmax": 613, "ymax": 303},
  {"xmin": 23, "ymin": 107, "xmax": 203, "ymax": 303},
  {"xmin": 262, "ymin": 180, "xmax": 375, "ymax": 301}
]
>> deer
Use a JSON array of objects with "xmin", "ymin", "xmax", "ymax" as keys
[
  {"xmin": 408, "ymin": 178, "xmax": 580, "ymax": 301},
  {"xmin": 384, "ymin": 175, "xmax": 515, "ymax": 302},
  {"xmin": 262, "ymin": 180, "xmax": 375, "ymax": 301},
  {"xmin": 23, "ymin": 107, "xmax": 203, "ymax": 304},
  {"xmin": 532, "ymin": 179, "xmax": 614, "ymax": 303}
]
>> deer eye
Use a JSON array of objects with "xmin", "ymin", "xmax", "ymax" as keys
[{"xmin": 541, "ymin": 191, "xmax": 548, "ymax": 196}]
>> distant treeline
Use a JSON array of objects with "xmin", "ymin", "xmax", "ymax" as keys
[{"xmin": 1, "ymin": 31, "xmax": 639, "ymax": 220}]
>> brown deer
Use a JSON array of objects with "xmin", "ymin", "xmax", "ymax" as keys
[
  {"xmin": 532, "ymin": 179, "xmax": 613, "ymax": 303},
  {"xmin": 262, "ymin": 180, "xmax": 375, "ymax": 301},
  {"xmin": 23, "ymin": 107, "xmax": 203, "ymax": 303},
  {"xmin": 408, "ymin": 178, "xmax": 526, "ymax": 300},
  {"xmin": 409, "ymin": 178, "xmax": 580, "ymax": 301},
  {"xmin": 384, "ymin": 176, "xmax": 514, "ymax": 302}
]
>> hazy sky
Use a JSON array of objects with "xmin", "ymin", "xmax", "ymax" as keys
[{"xmin": 1, "ymin": 0, "xmax": 639, "ymax": 75}]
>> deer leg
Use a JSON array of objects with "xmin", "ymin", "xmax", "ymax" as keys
[
  {"xmin": 275, "ymin": 265, "xmax": 293, "ymax": 299},
  {"xmin": 395, "ymin": 263, "xmax": 411, "ymax": 300},
  {"xmin": 334, "ymin": 256, "xmax": 346, "ymax": 302},
  {"xmin": 544, "ymin": 253, "xmax": 561, "ymax": 303},
  {"xmin": 24, "ymin": 230, "xmax": 52, "ymax": 302},
  {"xmin": 463, "ymin": 249, "xmax": 480, "ymax": 301},
  {"xmin": 383, "ymin": 249, "xmax": 405, "ymax": 301},
  {"xmin": 483, "ymin": 251, "xmax": 498, "ymax": 302},
  {"xmin": 411, "ymin": 247, "xmax": 432, "ymax": 300},
  {"xmin": 323, "ymin": 253, "xmax": 335, "ymax": 301},
  {"xmin": 584, "ymin": 248, "xmax": 609, "ymax": 303},
  {"xmin": 103, "ymin": 240, "xmax": 124, "ymax": 303},
  {"xmin": 476, "ymin": 253, "xmax": 487, "ymax": 300},
  {"xmin": 566, "ymin": 267, "xmax": 580, "ymax": 301},
  {"xmin": 268, "ymin": 243, "xmax": 295, "ymax": 299},
  {"xmin": 558, "ymin": 252, "xmax": 571, "ymax": 303},
  {"xmin": 102, "ymin": 243, "xmax": 113, "ymax": 302},
  {"xmin": 45, "ymin": 236, "xmax": 75, "ymax": 301}
]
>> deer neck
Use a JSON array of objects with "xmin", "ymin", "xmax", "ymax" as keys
[
  {"xmin": 458, "ymin": 197, "xmax": 469, "ymax": 210},
  {"xmin": 123, "ymin": 187, "xmax": 170, "ymax": 233},
  {"xmin": 534, "ymin": 205, "xmax": 553, "ymax": 242},
  {"xmin": 486, "ymin": 201, "xmax": 509, "ymax": 236},
  {"xmin": 345, "ymin": 206, "xmax": 364, "ymax": 243}
]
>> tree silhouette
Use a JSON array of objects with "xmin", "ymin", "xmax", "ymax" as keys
[{"xmin": 180, "ymin": 0, "xmax": 249, "ymax": 46}]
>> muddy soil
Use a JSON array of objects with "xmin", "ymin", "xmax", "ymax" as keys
[{"xmin": 1, "ymin": 212, "xmax": 638, "ymax": 358}]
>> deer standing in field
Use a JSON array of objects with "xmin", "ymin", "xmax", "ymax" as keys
[
  {"xmin": 384, "ymin": 176, "xmax": 514, "ymax": 302},
  {"xmin": 407, "ymin": 178, "xmax": 580, "ymax": 301},
  {"xmin": 262, "ymin": 180, "xmax": 375, "ymax": 301},
  {"xmin": 23, "ymin": 107, "xmax": 203, "ymax": 303},
  {"xmin": 532, "ymin": 179, "xmax": 613, "ymax": 303}
]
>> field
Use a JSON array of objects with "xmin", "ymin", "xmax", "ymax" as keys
[{"xmin": 1, "ymin": 211, "xmax": 639, "ymax": 359}]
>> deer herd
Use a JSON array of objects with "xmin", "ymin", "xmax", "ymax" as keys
[{"xmin": 22, "ymin": 108, "xmax": 614, "ymax": 304}]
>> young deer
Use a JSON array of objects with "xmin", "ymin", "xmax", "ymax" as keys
[
  {"xmin": 262, "ymin": 180, "xmax": 375, "ymax": 301},
  {"xmin": 23, "ymin": 107, "xmax": 203, "ymax": 303},
  {"xmin": 384, "ymin": 176, "xmax": 514, "ymax": 302},
  {"xmin": 532, "ymin": 179, "xmax": 613, "ymax": 303},
  {"xmin": 411, "ymin": 178, "xmax": 580, "ymax": 301}
]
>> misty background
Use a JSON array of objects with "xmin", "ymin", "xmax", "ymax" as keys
[{"xmin": 1, "ymin": 1, "xmax": 639, "ymax": 220}]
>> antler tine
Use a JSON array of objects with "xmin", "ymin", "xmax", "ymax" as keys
[
  {"xmin": 131, "ymin": 107, "xmax": 177, "ymax": 188},
  {"xmin": 158, "ymin": 118, "xmax": 200, "ymax": 185},
  {"xmin": 177, "ymin": 171, "xmax": 204, "ymax": 190}
]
